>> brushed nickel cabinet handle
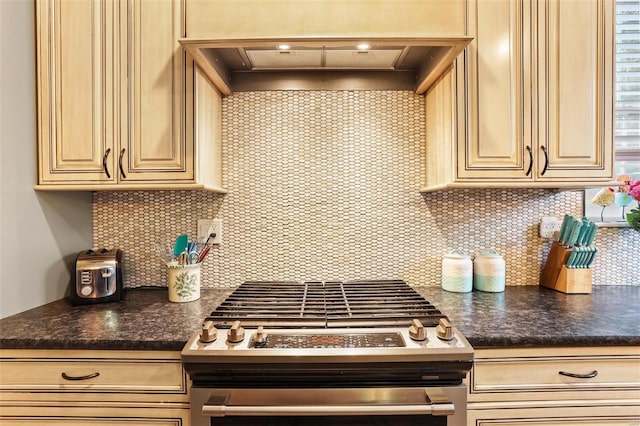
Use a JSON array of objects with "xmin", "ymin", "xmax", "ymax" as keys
[
  {"xmin": 559, "ymin": 370, "xmax": 598, "ymax": 379},
  {"xmin": 525, "ymin": 146, "xmax": 533, "ymax": 176},
  {"xmin": 102, "ymin": 148, "xmax": 111, "ymax": 179},
  {"xmin": 118, "ymin": 148, "xmax": 127, "ymax": 179},
  {"xmin": 541, "ymin": 145, "xmax": 549, "ymax": 176},
  {"xmin": 61, "ymin": 371, "xmax": 100, "ymax": 381}
]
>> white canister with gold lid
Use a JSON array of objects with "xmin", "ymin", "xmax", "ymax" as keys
[
  {"xmin": 473, "ymin": 248, "xmax": 506, "ymax": 292},
  {"xmin": 441, "ymin": 249, "xmax": 473, "ymax": 293}
]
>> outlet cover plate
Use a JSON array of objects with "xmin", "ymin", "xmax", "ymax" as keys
[
  {"xmin": 198, "ymin": 219, "xmax": 222, "ymax": 244},
  {"xmin": 539, "ymin": 216, "xmax": 561, "ymax": 239}
]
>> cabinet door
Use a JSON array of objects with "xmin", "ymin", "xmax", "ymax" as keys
[
  {"xmin": 120, "ymin": 0, "xmax": 193, "ymax": 182},
  {"xmin": 457, "ymin": 0, "xmax": 531, "ymax": 180},
  {"xmin": 425, "ymin": 69, "xmax": 456, "ymax": 190},
  {"xmin": 0, "ymin": 406, "xmax": 188, "ymax": 425},
  {"xmin": 468, "ymin": 406, "xmax": 640, "ymax": 425},
  {"xmin": 536, "ymin": 0, "xmax": 614, "ymax": 180},
  {"xmin": 37, "ymin": 0, "xmax": 117, "ymax": 184}
]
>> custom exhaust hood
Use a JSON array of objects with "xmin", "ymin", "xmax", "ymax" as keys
[{"xmin": 179, "ymin": 37, "xmax": 472, "ymax": 95}]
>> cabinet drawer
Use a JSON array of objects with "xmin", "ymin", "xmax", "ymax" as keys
[
  {"xmin": 0, "ymin": 404, "xmax": 188, "ymax": 425},
  {"xmin": 0, "ymin": 359, "xmax": 184, "ymax": 393},
  {"xmin": 470, "ymin": 347, "xmax": 640, "ymax": 401},
  {"xmin": 0, "ymin": 350, "xmax": 187, "ymax": 403}
]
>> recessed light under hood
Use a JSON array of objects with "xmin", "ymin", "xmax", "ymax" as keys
[{"xmin": 180, "ymin": 37, "xmax": 472, "ymax": 95}]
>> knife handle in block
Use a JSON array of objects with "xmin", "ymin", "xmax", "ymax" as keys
[
  {"xmin": 557, "ymin": 214, "xmax": 571, "ymax": 243},
  {"xmin": 566, "ymin": 219, "xmax": 582, "ymax": 247},
  {"xmin": 585, "ymin": 222, "xmax": 599, "ymax": 246},
  {"xmin": 565, "ymin": 249, "xmax": 578, "ymax": 268}
]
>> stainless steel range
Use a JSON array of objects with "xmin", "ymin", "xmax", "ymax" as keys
[{"xmin": 182, "ymin": 280, "xmax": 474, "ymax": 426}]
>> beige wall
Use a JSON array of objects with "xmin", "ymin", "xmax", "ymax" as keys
[
  {"xmin": 0, "ymin": 0, "xmax": 92, "ymax": 319},
  {"xmin": 94, "ymin": 91, "xmax": 640, "ymax": 288}
]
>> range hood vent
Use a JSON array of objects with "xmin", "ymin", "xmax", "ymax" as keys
[{"xmin": 180, "ymin": 37, "xmax": 472, "ymax": 95}]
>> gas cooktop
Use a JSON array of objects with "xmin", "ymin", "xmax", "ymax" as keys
[{"xmin": 206, "ymin": 280, "xmax": 447, "ymax": 329}]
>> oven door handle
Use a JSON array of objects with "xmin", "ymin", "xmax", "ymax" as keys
[{"xmin": 202, "ymin": 388, "xmax": 455, "ymax": 417}]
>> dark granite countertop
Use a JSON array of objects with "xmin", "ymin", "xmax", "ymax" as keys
[
  {"xmin": 0, "ymin": 287, "xmax": 233, "ymax": 351},
  {"xmin": 0, "ymin": 285, "xmax": 638, "ymax": 351},
  {"xmin": 413, "ymin": 285, "xmax": 640, "ymax": 348}
]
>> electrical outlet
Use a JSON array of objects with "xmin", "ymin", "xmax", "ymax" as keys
[
  {"xmin": 197, "ymin": 218, "xmax": 222, "ymax": 244},
  {"xmin": 539, "ymin": 216, "xmax": 561, "ymax": 239}
]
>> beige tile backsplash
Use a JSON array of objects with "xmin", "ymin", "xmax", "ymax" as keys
[{"xmin": 94, "ymin": 91, "xmax": 639, "ymax": 288}]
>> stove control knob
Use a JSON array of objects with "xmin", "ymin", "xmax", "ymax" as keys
[
  {"xmin": 253, "ymin": 326, "xmax": 268, "ymax": 345},
  {"xmin": 409, "ymin": 319, "xmax": 427, "ymax": 341},
  {"xmin": 227, "ymin": 320, "xmax": 245, "ymax": 343},
  {"xmin": 199, "ymin": 320, "xmax": 217, "ymax": 343},
  {"xmin": 436, "ymin": 318, "xmax": 455, "ymax": 341}
]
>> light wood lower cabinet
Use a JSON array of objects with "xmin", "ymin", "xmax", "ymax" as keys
[
  {"xmin": 3, "ymin": 347, "xmax": 638, "ymax": 425},
  {"xmin": 0, "ymin": 350, "xmax": 190, "ymax": 425},
  {"xmin": 469, "ymin": 406, "xmax": 640, "ymax": 426},
  {"xmin": 0, "ymin": 408, "xmax": 188, "ymax": 426},
  {"xmin": 467, "ymin": 347, "xmax": 640, "ymax": 425}
]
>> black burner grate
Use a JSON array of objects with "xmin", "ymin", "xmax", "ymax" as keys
[{"xmin": 207, "ymin": 280, "xmax": 445, "ymax": 328}]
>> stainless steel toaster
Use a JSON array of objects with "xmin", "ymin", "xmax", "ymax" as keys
[{"xmin": 71, "ymin": 249, "xmax": 124, "ymax": 305}]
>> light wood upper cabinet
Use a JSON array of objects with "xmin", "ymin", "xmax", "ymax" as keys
[
  {"xmin": 456, "ymin": 0, "xmax": 530, "ymax": 181},
  {"xmin": 36, "ymin": 0, "xmax": 118, "ymax": 184},
  {"xmin": 423, "ymin": 0, "xmax": 616, "ymax": 191},
  {"xmin": 35, "ymin": 0, "xmax": 225, "ymax": 192},
  {"xmin": 120, "ymin": 0, "xmax": 192, "ymax": 182},
  {"xmin": 536, "ymin": 0, "xmax": 614, "ymax": 180}
]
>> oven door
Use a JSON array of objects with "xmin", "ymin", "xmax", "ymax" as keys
[{"xmin": 190, "ymin": 386, "xmax": 467, "ymax": 426}]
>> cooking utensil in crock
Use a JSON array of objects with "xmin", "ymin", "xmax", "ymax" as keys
[{"xmin": 173, "ymin": 234, "xmax": 188, "ymax": 257}]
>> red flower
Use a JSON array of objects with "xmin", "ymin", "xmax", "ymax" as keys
[{"xmin": 629, "ymin": 180, "xmax": 640, "ymax": 202}]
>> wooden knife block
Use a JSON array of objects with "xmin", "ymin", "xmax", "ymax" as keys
[{"xmin": 540, "ymin": 241, "xmax": 592, "ymax": 294}]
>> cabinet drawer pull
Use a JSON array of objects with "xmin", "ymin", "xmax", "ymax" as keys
[
  {"xmin": 525, "ymin": 146, "xmax": 533, "ymax": 176},
  {"xmin": 61, "ymin": 371, "xmax": 100, "ymax": 381},
  {"xmin": 559, "ymin": 370, "xmax": 598, "ymax": 379},
  {"xmin": 102, "ymin": 148, "xmax": 111, "ymax": 179},
  {"xmin": 118, "ymin": 148, "xmax": 127, "ymax": 179},
  {"xmin": 540, "ymin": 146, "xmax": 549, "ymax": 176}
]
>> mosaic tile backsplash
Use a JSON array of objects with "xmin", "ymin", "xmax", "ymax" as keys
[{"xmin": 93, "ymin": 91, "xmax": 640, "ymax": 288}]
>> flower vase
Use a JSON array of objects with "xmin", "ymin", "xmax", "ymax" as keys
[{"xmin": 614, "ymin": 192, "xmax": 633, "ymax": 221}]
